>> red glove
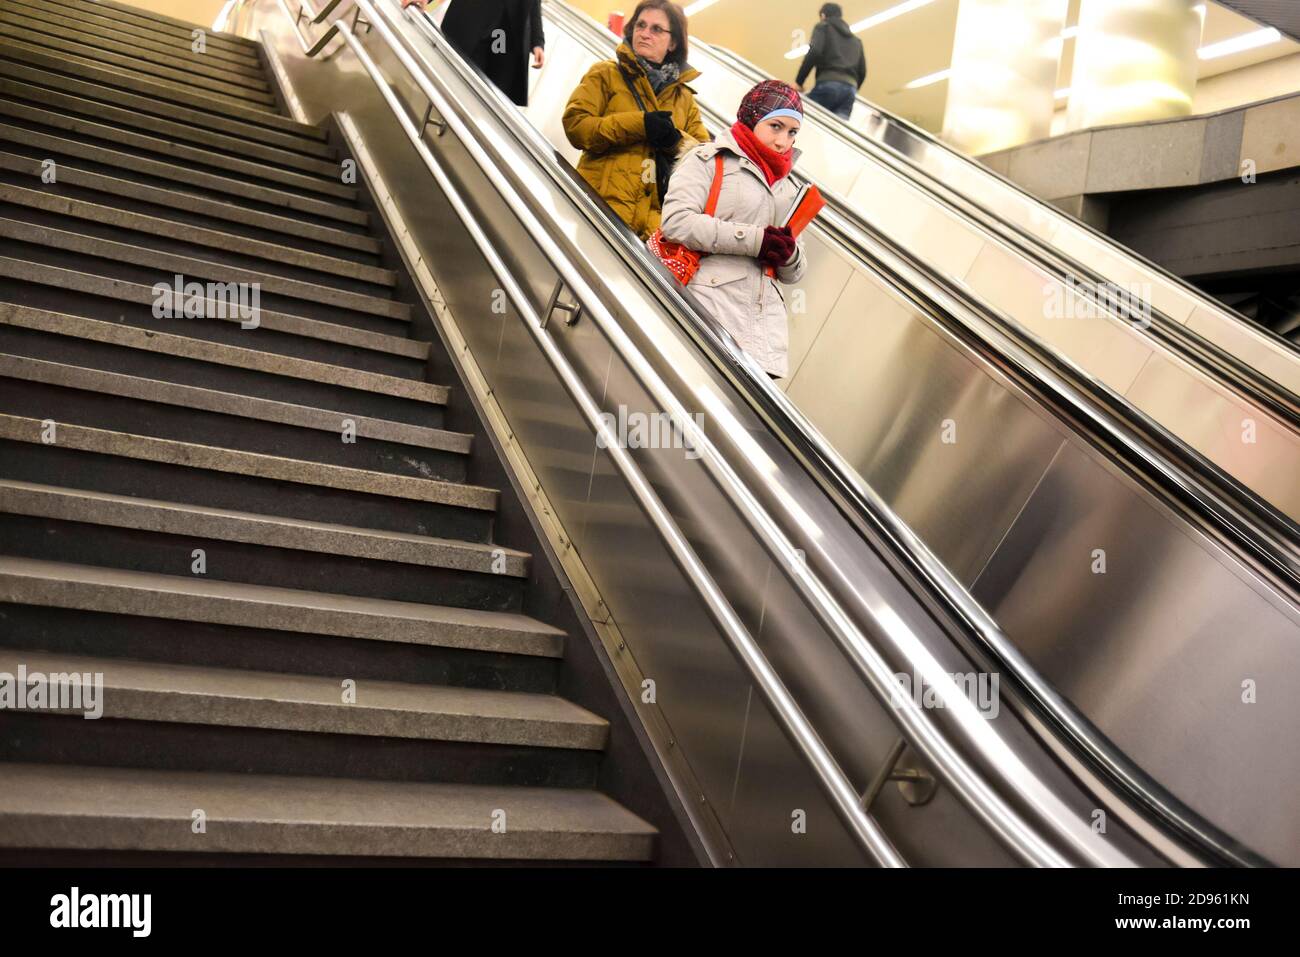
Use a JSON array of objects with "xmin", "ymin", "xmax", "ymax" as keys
[{"xmin": 758, "ymin": 225, "xmax": 795, "ymax": 267}]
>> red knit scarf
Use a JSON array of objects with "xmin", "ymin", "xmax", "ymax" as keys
[{"xmin": 729, "ymin": 121, "xmax": 792, "ymax": 187}]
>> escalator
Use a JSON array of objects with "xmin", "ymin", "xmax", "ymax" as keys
[
  {"xmin": 520, "ymin": 2, "xmax": 1300, "ymax": 865},
  {"xmin": 1216, "ymin": 1, "xmax": 1300, "ymax": 41},
  {"xmin": 540, "ymin": 0, "xmax": 1300, "ymax": 527},
  {"xmin": 0, "ymin": 0, "xmax": 1296, "ymax": 867}
]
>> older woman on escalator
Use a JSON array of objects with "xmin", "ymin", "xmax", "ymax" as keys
[{"xmin": 562, "ymin": 0, "xmax": 709, "ymax": 240}]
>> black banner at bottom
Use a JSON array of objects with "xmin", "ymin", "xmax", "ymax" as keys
[{"xmin": 0, "ymin": 865, "xmax": 1284, "ymax": 942}]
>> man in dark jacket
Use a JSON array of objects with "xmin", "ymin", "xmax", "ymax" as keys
[
  {"xmin": 402, "ymin": 0, "xmax": 544, "ymax": 106},
  {"xmin": 794, "ymin": 3, "xmax": 866, "ymax": 120}
]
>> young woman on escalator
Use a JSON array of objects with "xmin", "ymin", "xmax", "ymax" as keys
[{"xmin": 657, "ymin": 80, "xmax": 806, "ymax": 381}]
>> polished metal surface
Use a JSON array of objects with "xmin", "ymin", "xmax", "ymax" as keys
[
  {"xmin": 234, "ymin": 0, "xmax": 1300, "ymax": 865},
  {"xmin": 271, "ymin": 0, "xmax": 911, "ymax": 867},
  {"xmin": 525, "ymin": 3, "xmax": 1299, "ymax": 862},
  {"xmin": 541, "ymin": 2, "xmax": 1300, "ymax": 524},
  {"xmin": 972, "ymin": 439, "xmax": 1300, "ymax": 857},
  {"xmin": 686, "ymin": 11, "xmax": 1300, "ymax": 400}
]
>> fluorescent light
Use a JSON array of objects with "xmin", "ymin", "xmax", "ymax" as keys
[
  {"xmin": 850, "ymin": 0, "xmax": 939, "ymax": 34},
  {"xmin": 683, "ymin": 0, "xmax": 722, "ymax": 14},
  {"xmin": 903, "ymin": 68, "xmax": 950, "ymax": 90},
  {"xmin": 1060, "ymin": 25, "xmax": 1078, "ymax": 39},
  {"xmin": 1198, "ymin": 26, "xmax": 1281, "ymax": 59},
  {"xmin": 1055, "ymin": 87, "xmax": 1071, "ymax": 99},
  {"xmin": 785, "ymin": 44, "xmax": 809, "ymax": 61}
]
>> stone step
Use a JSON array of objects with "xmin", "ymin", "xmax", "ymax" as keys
[
  {"xmin": 0, "ymin": 354, "xmax": 463, "ymax": 454},
  {"xmin": 0, "ymin": 480, "xmax": 528, "ymax": 577},
  {"xmin": 0, "ymin": 557, "xmax": 564, "ymax": 657},
  {"xmin": 0, "ymin": 149, "xmax": 366, "ymax": 253},
  {"xmin": 0, "ymin": 100, "xmax": 348, "ymax": 195},
  {"xmin": 0, "ymin": 490, "xmax": 528, "ymax": 608},
  {"xmin": 0, "ymin": 219, "xmax": 405, "ymax": 320},
  {"xmin": 0, "ymin": 649, "xmax": 604, "ymax": 749},
  {"xmin": 0, "ymin": 53, "xmax": 327, "ymax": 154},
  {"xmin": 0, "ymin": 311, "xmax": 433, "ymax": 430},
  {"xmin": 31, "ymin": 0, "xmax": 261, "ymax": 69},
  {"xmin": 0, "ymin": 0, "xmax": 267, "ymax": 78},
  {"xmin": 0, "ymin": 762, "xmax": 656, "ymax": 861},
  {"xmin": 51, "ymin": 0, "xmax": 261, "ymax": 55},
  {"xmin": 0, "ymin": 414, "xmax": 494, "ymax": 510},
  {"xmin": 0, "ymin": 359, "xmax": 469, "ymax": 483},
  {"xmin": 0, "ymin": 603, "xmax": 558, "ymax": 696},
  {"xmin": 0, "ymin": 304, "xmax": 439, "ymax": 408},
  {"xmin": 0, "ymin": 18, "xmax": 276, "ymax": 106},
  {"xmin": 0, "ymin": 33, "xmax": 289, "ymax": 126},
  {"xmin": 0, "ymin": 440, "xmax": 490, "ymax": 543},
  {"xmin": 0, "ymin": 122, "xmax": 358, "ymax": 213},
  {"xmin": 0, "ymin": 259, "xmax": 421, "ymax": 365},
  {"xmin": 1, "ymin": 186, "xmax": 391, "ymax": 285},
  {"xmin": 0, "ymin": 80, "xmax": 343, "ymax": 179}
]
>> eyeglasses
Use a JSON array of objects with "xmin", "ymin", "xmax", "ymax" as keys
[{"xmin": 633, "ymin": 20, "xmax": 670, "ymax": 37}]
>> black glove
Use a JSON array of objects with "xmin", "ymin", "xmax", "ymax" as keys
[
  {"xmin": 643, "ymin": 110, "xmax": 682, "ymax": 150},
  {"xmin": 758, "ymin": 226, "xmax": 796, "ymax": 267}
]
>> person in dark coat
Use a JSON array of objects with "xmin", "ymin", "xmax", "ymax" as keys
[
  {"xmin": 794, "ymin": 3, "xmax": 865, "ymax": 120},
  {"xmin": 401, "ymin": 0, "xmax": 545, "ymax": 106}
]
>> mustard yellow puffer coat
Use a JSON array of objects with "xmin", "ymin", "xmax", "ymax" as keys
[{"xmin": 562, "ymin": 43, "xmax": 709, "ymax": 240}]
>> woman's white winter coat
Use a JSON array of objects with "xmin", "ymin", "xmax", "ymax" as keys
[{"xmin": 656, "ymin": 128, "xmax": 806, "ymax": 377}]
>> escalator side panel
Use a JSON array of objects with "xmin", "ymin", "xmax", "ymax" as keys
[{"xmin": 973, "ymin": 438, "xmax": 1300, "ymax": 858}]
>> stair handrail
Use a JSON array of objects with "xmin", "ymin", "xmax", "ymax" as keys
[
  {"xmin": 439, "ymin": 0, "xmax": 1299, "ymax": 865},
  {"xmin": 271, "ymin": 0, "xmax": 1279, "ymax": 868},
  {"xmin": 277, "ymin": 0, "xmax": 919, "ymax": 868},
  {"xmin": 288, "ymin": 0, "xmax": 1196, "ymax": 868}
]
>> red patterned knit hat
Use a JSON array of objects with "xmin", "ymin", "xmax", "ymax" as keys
[{"xmin": 736, "ymin": 80, "xmax": 804, "ymax": 129}]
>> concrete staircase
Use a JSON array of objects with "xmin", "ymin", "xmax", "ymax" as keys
[{"xmin": 0, "ymin": 0, "xmax": 657, "ymax": 864}]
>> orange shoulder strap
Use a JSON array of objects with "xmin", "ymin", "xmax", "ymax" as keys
[{"xmin": 703, "ymin": 154, "xmax": 725, "ymax": 216}]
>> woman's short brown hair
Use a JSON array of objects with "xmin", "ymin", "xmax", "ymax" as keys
[{"xmin": 623, "ymin": 0, "xmax": 689, "ymax": 66}]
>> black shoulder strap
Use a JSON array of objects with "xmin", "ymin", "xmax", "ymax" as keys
[{"xmin": 616, "ymin": 63, "xmax": 648, "ymax": 112}]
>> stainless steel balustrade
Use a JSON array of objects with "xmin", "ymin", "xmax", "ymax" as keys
[
  {"xmin": 542, "ymin": 0, "xmax": 1300, "ymax": 525},
  {"xmin": 282, "ymin": 0, "xmax": 916, "ymax": 867},
  {"xmin": 229, "ymin": 0, "xmax": 1299, "ymax": 864},
  {"xmin": 534, "ymin": 7, "xmax": 1300, "ymax": 863},
  {"xmin": 362, "ymin": 0, "xmax": 1166, "ymax": 869},
  {"xmin": 695, "ymin": 28, "xmax": 1300, "ymax": 407}
]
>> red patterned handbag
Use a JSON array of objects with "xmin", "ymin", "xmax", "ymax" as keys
[{"xmin": 647, "ymin": 154, "xmax": 725, "ymax": 285}]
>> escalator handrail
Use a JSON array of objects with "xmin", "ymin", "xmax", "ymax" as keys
[
  {"xmin": 387, "ymin": 4, "xmax": 1284, "ymax": 865},
  {"xmin": 546, "ymin": 1, "xmax": 1300, "ymax": 429},
  {"xmin": 527, "ymin": 6, "xmax": 1293, "ymax": 865},
  {"xmin": 686, "ymin": 12, "xmax": 1300, "ymax": 376},
  {"xmin": 263, "ymin": 0, "xmax": 1279, "ymax": 863},
  {"xmin": 548, "ymin": 0, "xmax": 1300, "ymax": 590},
  {"xmin": 285, "ymin": 0, "xmax": 911, "ymax": 867},
  {"xmin": 358, "ymin": 0, "xmax": 1151, "ymax": 867},
  {"xmin": 694, "ymin": 35, "xmax": 1300, "ymax": 431}
]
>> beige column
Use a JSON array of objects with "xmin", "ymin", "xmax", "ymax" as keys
[
  {"xmin": 941, "ymin": 0, "xmax": 1070, "ymax": 155},
  {"xmin": 1065, "ymin": 0, "xmax": 1203, "ymax": 130}
]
